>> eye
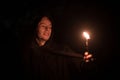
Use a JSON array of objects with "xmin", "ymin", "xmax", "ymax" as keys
[
  {"xmin": 41, "ymin": 25, "xmax": 46, "ymax": 28},
  {"xmin": 39, "ymin": 24, "xmax": 46, "ymax": 28}
]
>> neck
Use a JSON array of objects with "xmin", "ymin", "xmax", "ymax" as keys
[{"xmin": 36, "ymin": 38, "xmax": 46, "ymax": 46}]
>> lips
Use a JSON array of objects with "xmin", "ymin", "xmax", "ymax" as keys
[{"xmin": 44, "ymin": 33, "xmax": 50, "ymax": 36}]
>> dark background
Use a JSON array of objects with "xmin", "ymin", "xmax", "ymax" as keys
[{"xmin": 1, "ymin": 0, "xmax": 119, "ymax": 79}]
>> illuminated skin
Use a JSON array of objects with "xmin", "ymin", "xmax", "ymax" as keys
[
  {"xmin": 84, "ymin": 52, "xmax": 93, "ymax": 62},
  {"xmin": 36, "ymin": 16, "xmax": 52, "ymax": 46}
]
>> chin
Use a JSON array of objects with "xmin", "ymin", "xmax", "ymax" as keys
[{"xmin": 43, "ymin": 37, "xmax": 49, "ymax": 41}]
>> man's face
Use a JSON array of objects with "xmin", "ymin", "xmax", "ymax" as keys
[{"xmin": 37, "ymin": 16, "xmax": 52, "ymax": 41}]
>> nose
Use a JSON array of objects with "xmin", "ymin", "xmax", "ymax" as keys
[
  {"xmin": 45, "ymin": 27, "xmax": 48, "ymax": 31},
  {"xmin": 45, "ymin": 27, "xmax": 51, "ymax": 31}
]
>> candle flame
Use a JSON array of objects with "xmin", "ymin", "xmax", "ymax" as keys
[{"xmin": 83, "ymin": 32, "xmax": 90, "ymax": 39}]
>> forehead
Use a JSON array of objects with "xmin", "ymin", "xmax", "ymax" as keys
[{"xmin": 39, "ymin": 17, "xmax": 51, "ymax": 24}]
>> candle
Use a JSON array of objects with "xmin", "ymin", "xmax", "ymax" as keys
[
  {"xmin": 83, "ymin": 32, "xmax": 90, "ymax": 47},
  {"xmin": 83, "ymin": 31, "xmax": 92, "ymax": 62},
  {"xmin": 83, "ymin": 32, "xmax": 90, "ymax": 51}
]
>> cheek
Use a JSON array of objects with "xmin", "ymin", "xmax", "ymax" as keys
[
  {"xmin": 49, "ymin": 29, "xmax": 52, "ymax": 33},
  {"xmin": 49, "ymin": 30, "xmax": 51, "ymax": 34},
  {"xmin": 37, "ymin": 29, "xmax": 43, "ymax": 36},
  {"xmin": 38, "ymin": 28, "xmax": 44, "ymax": 33}
]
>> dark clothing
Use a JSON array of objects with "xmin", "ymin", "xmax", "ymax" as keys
[{"xmin": 20, "ymin": 40, "xmax": 96, "ymax": 80}]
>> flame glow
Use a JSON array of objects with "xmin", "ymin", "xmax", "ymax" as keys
[{"xmin": 83, "ymin": 32, "xmax": 90, "ymax": 39}]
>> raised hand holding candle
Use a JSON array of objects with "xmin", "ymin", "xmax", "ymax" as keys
[{"xmin": 83, "ymin": 31, "xmax": 92, "ymax": 62}]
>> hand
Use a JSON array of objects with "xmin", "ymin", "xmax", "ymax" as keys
[{"xmin": 84, "ymin": 51, "xmax": 93, "ymax": 62}]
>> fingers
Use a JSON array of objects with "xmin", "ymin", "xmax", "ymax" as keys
[{"xmin": 84, "ymin": 51, "xmax": 93, "ymax": 62}]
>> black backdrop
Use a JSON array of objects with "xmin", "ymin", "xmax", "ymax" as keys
[{"xmin": 1, "ymin": 0, "xmax": 119, "ymax": 79}]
